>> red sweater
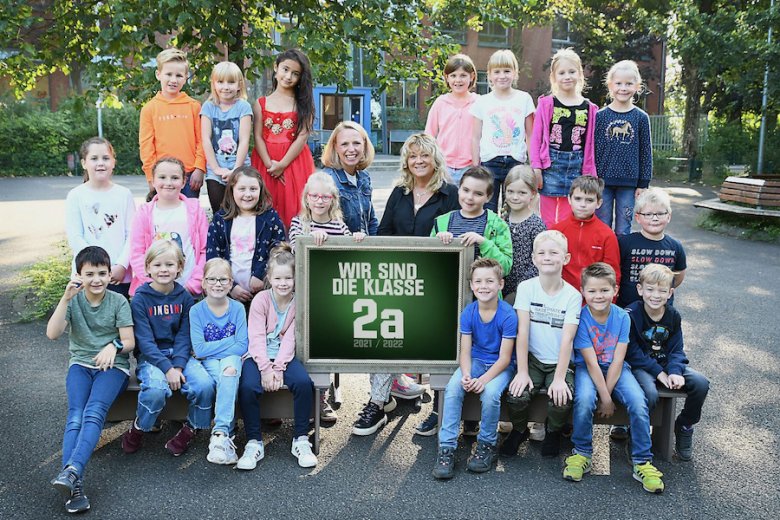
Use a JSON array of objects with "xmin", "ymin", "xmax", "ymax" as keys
[{"xmin": 552, "ymin": 213, "xmax": 621, "ymax": 291}]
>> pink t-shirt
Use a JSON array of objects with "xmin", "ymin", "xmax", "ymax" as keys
[{"xmin": 425, "ymin": 92, "xmax": 479, "ymax": 169}]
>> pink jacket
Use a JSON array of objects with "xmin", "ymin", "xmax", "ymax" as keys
[
  {"xmin": 128, "ymin": 193, "xmax": 208, "ymax": 296},
  {"xmin": 529, "ymin": 95, "xmax": 598, "ymax": 175},
  {"xmin": 247, "ymin": 290, "xmax": 296, "ymax": 374}
]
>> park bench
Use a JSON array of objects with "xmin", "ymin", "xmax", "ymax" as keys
[
  {"xmin": 429, "ymin": 375, "xmax": 686, "ymax": 461},
  {"xmin": 107, "ymin": 367, "xmax": 330, "ymax": 454}
]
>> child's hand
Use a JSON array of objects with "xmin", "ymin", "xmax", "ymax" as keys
[
  {"xmin": 436, "ymin": 231, "xmax": 454, "ymax": 244},
  {"xmin": 190, "ymin": 169, "xmax": 205, "ymax": 192},
  {"xmin": 93, "ymin": 344, "xmax": 117, "ymax": 371},
  {"xmin": 261, "ymin": 371, "xmax": 276, "ymax": 391},
  {"xmin": 533, "ymin": 168, "xmax": 543, "ymax": 189},
  {"xmin": 353, "ymin": 232, "xmax": 366, "ymax": 243},
  {"xmin": 312, "ymin": 230, "xmax": 329, "ymax": 246},
  {"xmin": 271, "ymin": 371, "xmax": 284, "ymax": 392},
  {"xmin": 230, "ymin": 284, "xmax": 253, "ymax": 303},
  {"xmin": 268, "ymin": 161, "xmax": 285, "ymax": 179},
  {"xmin": 460, "ymin": 374, "xmax": 472, "ymax": 391},
  {"xmin": 460, "ymin": 232, "xmax": 485, "ymax": 247},
  {"xmin": 249, "ymin": 276, "xmax": 264, "ymax": 294},
  {"xmin": 668, "ymin": 374, "xmax": 685, "ymax": 389},
  {"xmin": 110, "ymin": 264, "xmax": 126, "ymax": 285},
  {"xmin": 469, "ymin": 376, "xmax": 486, "ymax": 394},
  {"xmin": 547, "ymin": 378, "xmax": 572, "ymax": 407},
  {"xmin": 656, "ymin": 371, "xmax": 671, "ymax": 388},
  {"xmin": 166, "ymin": 367, "xmax": 186, "ymax": 391},
  {"xmin": 634, "ymin": 187, "xmax": 646, "ymax": 199},
  {"xmin": 216, "ymin": 167, "xmax": 233, "ymax": 181},
  {"xmin": 508, "ymin": 372, "xmax": 533, "ymax": 397},
  {"xmin": 596, "ymin": 397, "xmax": 615, "ymax": 418},
  {"xmin": 63, "ymin": 278, "xmax": 84, "ymax": 301}
]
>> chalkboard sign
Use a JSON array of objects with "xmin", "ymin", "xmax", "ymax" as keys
[{"xmin": 295, "ymin": 236, "xmax": 474, "ymax": 373}]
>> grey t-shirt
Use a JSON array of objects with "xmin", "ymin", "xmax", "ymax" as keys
[{"xmin": 66, "ymin": 291, "xmax": 133, "ymax": 372}]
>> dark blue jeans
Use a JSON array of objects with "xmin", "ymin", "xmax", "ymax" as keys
[
  {"xmin": 633, "ymin": 367, "xmax": 710, "ymax": 428},
  {"xmin": 481, "ymin": 156, "xmax": 521, "ymax": 213},
  {"xmin": 62, "ymin": 365, "xmax": 128, "ymax": 476},
  {"xmin": 238, "ymin": 357, "xmax": 314, "ymax": 440}
]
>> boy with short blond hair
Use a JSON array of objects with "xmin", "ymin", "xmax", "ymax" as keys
[
  {"xmin": 139, "ymin": 48, "xmax": 206, "ymax": 196},
  {"xmin": 617, "ymin": 188, "xmax": 686, "ymax": 308},
  {"xmin": 503, "ymin": 230, "xmax": 580, "ymax": 458},
  {"xmin": 433, "ymin": 258, "xmax": 517, "ymax": 479},
  {"xmin": 565, "ymin": 262, "xmax": 664, "ymax": 494},
  {"xmin": 552, "ymin": 176, "xmax": 620, "ymax": 292},
  {"xmin": 625, "ymin": 263, "xmax": 709, "ymax": 461}
]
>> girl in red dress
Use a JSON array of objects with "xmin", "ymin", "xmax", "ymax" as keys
[{"xmin": 251, "ymin": 49, "xmax": 315, "ymax": 228}]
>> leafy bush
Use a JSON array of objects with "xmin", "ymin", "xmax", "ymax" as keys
[
  {"xmin": 13, "ymin": 242, "xmax": 72, "ymax": 322},
  {"xmin": 701, "ymin": 119, "xmax": 754, "ymax": 178}
]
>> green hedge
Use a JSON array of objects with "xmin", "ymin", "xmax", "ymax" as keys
[{"xmin": 0, "ymin": 99, "xmax": 142, "ymax": 176}]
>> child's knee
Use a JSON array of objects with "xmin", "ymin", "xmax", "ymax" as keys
[
  {"xmin": 222, "ymin": 366, "xmax": 238, "ymax": 377},
  {"xmin": 506, "ymin": 390, "xmax": 531, "ymax": 408}
]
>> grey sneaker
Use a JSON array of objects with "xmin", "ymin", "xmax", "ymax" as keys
[
  {"xmin": 467, "ymin": 441, "xmax": 496, "ymax": 473},
  {"xmin": 65, "ymin": 479, "xmax": 90, "ymax": 514},
  {"xmin": 432, "ymin": 447, "xmax": 456, "ymax": 479},
  {"xmin": 675, "ymin": 424, "xmax": 694, "ymax": 461}
]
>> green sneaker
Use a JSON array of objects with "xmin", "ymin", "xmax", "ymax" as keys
[
  {"xmin": 562, "ymin": 454, "xmax": 591, "ymax": 482},
  {"xmin": 633, "ymin": 462, "xmax": 665, "ymax": 494}
]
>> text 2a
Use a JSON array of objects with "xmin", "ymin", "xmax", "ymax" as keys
[{"xmin": 353, "ymin": 298, "xmax": 404, "ymax": 340}]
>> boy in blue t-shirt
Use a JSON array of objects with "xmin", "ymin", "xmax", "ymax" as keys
[
  {"xmin": 565, "ymin": 263, "xmax": 665, "ymax": 494},
  {"xmin": 432, "ymin": 258, "xmax": 517, "ymax": 480}
]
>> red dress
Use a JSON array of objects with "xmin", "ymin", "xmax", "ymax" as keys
[{"xmin": 250, "ymin": 97, "xmax": 315, "ymax": 228}]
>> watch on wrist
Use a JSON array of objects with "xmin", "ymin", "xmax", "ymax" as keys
[{"xmin": 112, "ymin": 339, "xmax": 124, "ymax": 351}]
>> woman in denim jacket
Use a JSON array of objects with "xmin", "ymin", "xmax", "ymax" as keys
[{"xmin": 321, "ymin": 121, "xmax": 378, "ymax": 236}]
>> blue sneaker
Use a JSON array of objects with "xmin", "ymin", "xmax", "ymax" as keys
[{"xmin": 415, "ymin": 412, "xmax": 438, "ymax": 437}]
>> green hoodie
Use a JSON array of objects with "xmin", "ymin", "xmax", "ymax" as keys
[{"xmin": 431, "ymin": 209, "xmax": 513, "ymax": 276}]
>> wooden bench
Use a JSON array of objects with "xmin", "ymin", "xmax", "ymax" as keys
[
  {"xmin": 107, "ymin": 370, "xmax": 330, "ymax": 454},
  {"xmin": 430, "ymin": 374, "xmax": 686, "ymax": 461},
  {"xmin": 719, "ymin": 175, "xmax": 780, "ymax": 208}
]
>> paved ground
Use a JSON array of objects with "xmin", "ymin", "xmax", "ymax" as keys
[{"xmin": 0, "ymin": 175, "xmax": 778, "ymax": 519}]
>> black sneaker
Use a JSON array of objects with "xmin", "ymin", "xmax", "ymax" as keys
[
  {"xmin": 65, "ymin": 479, "xmax": 90, "ymax": 514},
  {"xmin": 541, "ymin": 429, "xmax": 562, "ymax": 457},
  {"xmin": 675, "ymin": 424, "xmax": 694, "ymax": 461},
  {"xmin": 463, "ymin": 420, "xmax": 480, "ymax": 437},
  {"xmin": 51, "ymin": 466, "xmax": 79, "ymax": 498},
  {"xmin": 500, "ymin": 428, "xmax": 529, "ymax": 457},
  {"xmin": 467, "ymin": 441, "xmax": 496, "ymax": 473},
  {"xmin": 610, "ymin": 425, "xmax": 630, "ymax": 441},
  {"xmin": 352, "ymin": 402, "xmax": 387, "ymax": 436},
  {"xmin": 432, "ymin": 447, "xmax": 456, "ymax": 480}
]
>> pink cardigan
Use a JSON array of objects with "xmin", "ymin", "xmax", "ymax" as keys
[
  {"xmin": 529, "ymin": 95, "xmax": 598, "ymax": 175},
  {"xmin": 128, "ymin": 193, "xmax": 208, "ymax": 296},
  {"xmin": 247, "ymin": 290, "xmax": 296, "ymax": 374}
]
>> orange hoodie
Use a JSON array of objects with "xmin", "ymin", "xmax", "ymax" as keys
[{"xmin": 139, "ymin": 92, "xmax": 206, "ymax": 181}]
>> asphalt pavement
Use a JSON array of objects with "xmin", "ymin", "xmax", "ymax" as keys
[{"xmin": 0, "ymin": 174, "xmax": 778, "ymax": 519}]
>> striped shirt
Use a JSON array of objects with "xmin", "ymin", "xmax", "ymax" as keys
[{"xmin": 288, "ymin": 216, "xmax": 352, "ymax": 251}]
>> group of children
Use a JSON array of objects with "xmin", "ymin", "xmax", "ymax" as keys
[{"xmin": 47, "ymin": 43, "xmax": 706, "ymax": 514}]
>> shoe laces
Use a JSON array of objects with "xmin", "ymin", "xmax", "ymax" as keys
[
  {"xmin": 295, "ymin": 438, "xmax": 313, "ymax": 456},
  {"xmin": 566, "ymin": 454, "xmax": 589, "ymax": 468},
  {"xmin": 635, "ymin": 462, "xmax": 663, "ymax": 479},
  {"xmin": 438, "ymin": 448, "xmax": 455, "ymax": 465},
  {"xmin": 359, "ymin": 402, "xmax": 381, "ymax": 419},
  {"xmin": 70, "ymin": 479, "xmax": 85, "ymax": 500},
  {"xmin": 474, "ymin": 442, "xmax": 492, "ymax": 459}
]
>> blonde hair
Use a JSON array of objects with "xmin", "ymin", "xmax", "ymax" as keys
[
  {"xmin": 550, "ymin": 48, "xmax": 586, "ymax": 96},
  {"xmin": 487, "ymin": 49, "xmax": 519, "ymax": 73},
  {"xmin": 156, "ymin": 48, "xmax": 189, "ymax": 72},
  {"xmin": 298, "ymin": 171, "xmax": 344, "ymax": 233},
  {"xmin": 443, "ymin": 54, "xmax": 477, "ymax": 89},
  {"xmin": 397, "ymin": 133, "xmax": 448, "ymax": 194},
  {"xmin": 144, "ymin": 240, "xmax": 185, "ymax": 278},
  {"xmin": 208, "ymin": 61, "xmax": 247, "ymax": 103},
  {"xmin": 203, "ymin": 258, "xmax": 232, "ymax": 281},
  {"xmin": 267, "ymin": 243, "xmax": 295, "ymax": 279},
  {"xmin": 581, "ymin": 262, "xmax": 617, "ymax": 288},
  {"xmin": 501, "ymin": 165, "xmax": 537, "ymax": 218},
  {"xmin": 469, "ymin": 257, "xmax": 503, "ymax": 280},
  {"xmin": 321, "ymin": 121, "xmax": 375, "ymax": 171},
  {"xmin": 635, "ymin": 187, "xmax": 672, "ymax": 214},
  {"xmin": 639, "ymin": 263, "xmax": 674, "ymax": 288},
  {"xmin": 605, "ymin": 60, "xmax": 644, "ymax": 99},
  {"xmin": 533, "ymin": 230, "xmax": 568, "ymax": 254}
]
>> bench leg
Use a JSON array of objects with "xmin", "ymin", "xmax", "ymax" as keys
[
  {"xmin": 314, "ymin": 387, "xmax": 321, "ymax": 455},
  {"xmin": 652, "ymin": 397, "xmax": 676, "ymax": 462},
  {"xmin": 332, "ymin": 373, "xmax": 342, "ymax": 408}
]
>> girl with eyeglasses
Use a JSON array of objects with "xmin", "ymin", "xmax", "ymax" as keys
[{"xmin": 206, "ymin": 166, "xmax": 287, "ymax": 304}]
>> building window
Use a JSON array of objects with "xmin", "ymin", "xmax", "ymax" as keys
[
  {"xmin": 440, "ymin": 22, "xmax": 468, "ymax": 45},
  {"xmin": 386, "ymin": 79, "xmax": 418, "ymax": 109},
  {"xmin": 478, "ymin": 21, "xmax": 508, "ymax": 47},
  {"xmin": 476, "ymin": 71, "xmax": 490, "ymax": 95},
  {"xmin": 551, "ymin": 16, "xmax": 575, "ymax": 52}
]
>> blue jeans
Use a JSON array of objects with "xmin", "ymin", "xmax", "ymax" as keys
[
  {"xmin": 438, "ymin": 359, "xmax": 514, "ymax": 449},
  {"xmin": 62, "ymin": 365, "xmax": 128, "ymax": 475},
  {"xmin": 238, "ymin": 357, "xmax": 314, "ymax": 440},
  {"xmin": 181, "ymin": 173, "xmax": 200, "ymax": 199},
  {"xmin": 135, "ymin": 358, "xmax": 215, "ymax": 431},
  {"xmin": 446, "ymin": 166, "xmax": 470, "ymax": 186},
  {"xmin": 200, "ymin": 355, "xmax": 243, "ymax": 435},
  {"xmin": 481, "ymin": 156, "xmax": 521, "ymax": 212},
  {"xmin": 539, "ymin": 148, "xmax": 584, "ymax": 197},
  {"xmin": 572, "ymin": 363, "xmax": 653, "ymax": 463},
  {"xmin": 633, "ymin": 367, "xmax": 709, "ymax": 428},
  {"xmin": 596, "ymin": 186, "xmax": 635, "ymax": 236}
]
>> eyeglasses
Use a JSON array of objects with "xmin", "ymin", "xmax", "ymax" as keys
[
  {"xmin": 307, "ymin": 193, "xmax": 334, "ymax": 202},
  {"xmin": 205, "ymin": 277, "xmax": 231, "ymax": 285},
  {"xmin": 637, "ymin": 211, "xmax": 669, "ymax": 219}
]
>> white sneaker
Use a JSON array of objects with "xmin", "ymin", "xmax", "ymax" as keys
[
  {"xmin": 291, "ymin": 436, "xmax": 318, "ymax": 468},
  {"xmin": 497, "ymin": 421, "xmax": 513, "ymax": 434},
  {"xmin": 390, "ymin": 374, "xmax": 426, "ymax": 400},
  {"xmin": 236, "ymin": 440, "xmax": 265, "ymax": 471},
  {"xmin": 529, "ymin": 422, "xmax": 546, "ymax": 442},
  {"xmin": 206, "ymin": 432, "xmax": 238, "ymax": 465}
]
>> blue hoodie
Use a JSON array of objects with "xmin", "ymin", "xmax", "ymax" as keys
[
  {"xmin": 131, "ymin": 282, "xmax": 194, "ymax": 374},
  {"xmin": 189, "ymin": 298, "xmax": 248, "ymax": 360},
  {"xmin": 625, "ymin": 300, "xmax": 688, "ymax": 376}
]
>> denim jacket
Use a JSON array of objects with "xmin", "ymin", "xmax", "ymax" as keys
[{"xmin": 323, "ymin": 167, "xmax": 378, "ymax": 235}]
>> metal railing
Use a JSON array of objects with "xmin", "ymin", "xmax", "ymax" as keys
[{"xmin": 649, "ymin": 115, "xmax": 708, "ymax": 154}]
